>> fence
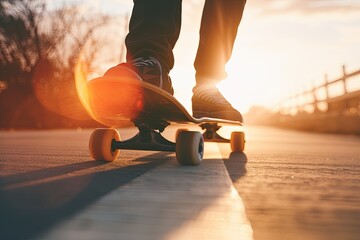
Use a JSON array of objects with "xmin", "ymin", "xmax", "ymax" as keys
[
  {"xmin": 280, "ymin": 65, "xmax": 360, "ymax": 116},
  {"xmin": 271, "ymin": 65, "xmax": 360, "ymax": 134}
]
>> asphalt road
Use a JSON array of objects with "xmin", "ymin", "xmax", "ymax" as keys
[{"xmin": 0, "ymin": 125, "xmax": 359, "ymax": 240}]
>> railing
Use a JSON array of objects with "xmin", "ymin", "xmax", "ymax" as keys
[{"xmin": 280, "ymin": 65, "xmax": 360, "ymax": 116}]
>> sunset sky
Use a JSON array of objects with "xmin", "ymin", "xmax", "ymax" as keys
[{"xmin": 50, "ymin": 0, "xmax": 360, "ymax": 113}]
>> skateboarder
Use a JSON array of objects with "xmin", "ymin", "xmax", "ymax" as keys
[{"xmin": 104, "ymin": 0, "xmax": 246, "ymax": 122}]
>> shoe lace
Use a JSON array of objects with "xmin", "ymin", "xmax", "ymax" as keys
[
  {"xmin": 130, "ymin": 57, "xmax": 163, "ymax": 89},
  {"xmin": 195, "ymin": 87, "xmax": 231, "ymax": 105},
  {"xmin": 132, "ymin": 57, "xmax": 159, "ymax": 68}
]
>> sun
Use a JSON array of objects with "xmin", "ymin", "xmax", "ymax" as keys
[{"xmin": 218, "ymin": 49, "xmax": 289, "ymax": 114}]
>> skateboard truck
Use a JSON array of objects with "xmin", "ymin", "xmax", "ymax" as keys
[
  {"xmin": 200, "ymin": 123, "xmax": 230, "ymax": 143},
  {"xmin": 133, "ymin": 118, "xmax": 170, "ymax": 133},
  {"xmin": 112, "ymin": 121, "xmax": 175, "ymax": 152},
  {"xmin": 113, "ymin": 122, "xmax": 229, "ymax": 153}
]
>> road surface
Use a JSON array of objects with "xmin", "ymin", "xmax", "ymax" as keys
[{"xmin": 0, "ymin": 125, "xmax": 359, "ymax": 239}]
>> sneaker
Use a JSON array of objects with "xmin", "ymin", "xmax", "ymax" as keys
[
  {"xmin": 103, "ymin": 57, "xmax": 174, "ymax": 95},
  {"xmin": 192, "ymin": 84, "xmax": 243, "ymax": 122}
]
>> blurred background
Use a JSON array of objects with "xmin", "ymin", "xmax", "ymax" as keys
[{"xmin": 0, "ymin": 0, "xmax": 359, "ymax": 133}]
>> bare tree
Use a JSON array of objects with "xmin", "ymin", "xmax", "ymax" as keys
[
  {"xmin": 0, "ymin": 0, "xmax": 123, "ymax": 127},
  {"xmin": 0, "ymin": 0, "xmax": 46, "ymax": 92}
]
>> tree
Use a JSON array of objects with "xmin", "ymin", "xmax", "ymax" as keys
[
  {"xmin": 0, "ymin": 0, "xmax": 122, "ymax": 128},
  {"xmin": 0, "ymin": 0, "xmax": 46, "ymax": 92}
]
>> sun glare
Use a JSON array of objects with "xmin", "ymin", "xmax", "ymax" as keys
[
  {"xmin": 74, "ymin": 49, "xmax": 146, "ymax": 127},
  {"xmin": 74, "ymin": 50, "xmax": 94, "ymax": 120},
  {"xmin": 216, "ymin": 51, "xmax": 287, "ymax": 113}
]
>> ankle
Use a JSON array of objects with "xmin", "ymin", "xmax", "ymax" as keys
[
  {"xmin": 192, "ymin": 83, "xmax": 218, "ymax": 95},
  {"xmin": 194, "ymin": 76, "xmax": 221, "ymax": 91}
]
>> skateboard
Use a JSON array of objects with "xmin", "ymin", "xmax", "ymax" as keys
[{"xmin": 86, "ymin": 76, "xmax": 245, "ymax": 166}]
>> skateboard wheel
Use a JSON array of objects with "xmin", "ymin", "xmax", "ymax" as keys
[
  {"xmin": 230, "ymin": 132, "xmax": 245, "ymax": 152},
  {"xmin": 175, "ymin": 128, "xmax": 189, "ymax": 140},
  {"xmin": 89, "ymin": 128, "xmax": 120, "ymax": 161},
  {"xmin": 176, "ymin": 131, "xmax": 204, "ymax": 166}
]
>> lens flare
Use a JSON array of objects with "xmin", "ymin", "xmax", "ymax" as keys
[
  {"xmin": 74, "ymin": 50, "xmax": 94, "ymax": 120},
  {"xmin": 32, "ymin": 58, "xmax": 90, "ymax": 121},
  {"xmin": 74, "ymin": 50, "xmax": 144, "ymax": 127}
]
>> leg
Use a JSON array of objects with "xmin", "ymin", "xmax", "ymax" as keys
[
  {"xmin": 194, "ymin": 0, "xmax": 247, "ymax": 84},
  {"xmin": 126, "ymin": 0, "xmax": 182, "ymax": 74},
  {"xmin": 192, "ymin": 0, "xmax": 247, "ymax": 122},
  {"xmin": 104, "ymin": 0, "xmax": 182, "ymax": 95}
]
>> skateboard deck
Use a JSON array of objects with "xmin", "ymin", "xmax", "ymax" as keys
[
  {"xmin": 86, "ymin": 76, "xmax": 245, "ymax": 165},
  {"xmin": 87, "ymin": 76, "xmax": 242, "ymax": 128}
]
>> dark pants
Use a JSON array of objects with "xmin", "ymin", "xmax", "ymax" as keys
[{"xmin": 125, "ymin": 0, "xmax": 246, "ymax": 85}]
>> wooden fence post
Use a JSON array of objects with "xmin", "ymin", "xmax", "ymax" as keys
[
  {"xmin": 324, "ymin": 74, "xmax": 329, "ymax": 101},
  {"xmin": 312, "ymin": 83, "xmax": 318, "ymax": 112},
  {"xmin": 342, "ymin": 65, "xmax": 348, "ymax": 94}
]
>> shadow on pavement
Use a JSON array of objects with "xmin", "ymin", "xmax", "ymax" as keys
[
  {"xmin": 0, "ymin": 161, "xmax": 106, "ymax": 188},
  {"xmin": 0, "ymin": 152, "xmax": 171, "ymax": 240},
  {"xmin": 223, "ymin": 152, "xmax": 248, "ymax": 182},
  {"xmin": 217, "ymin": 142, "xmax": 248, "ymax": 181}
]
